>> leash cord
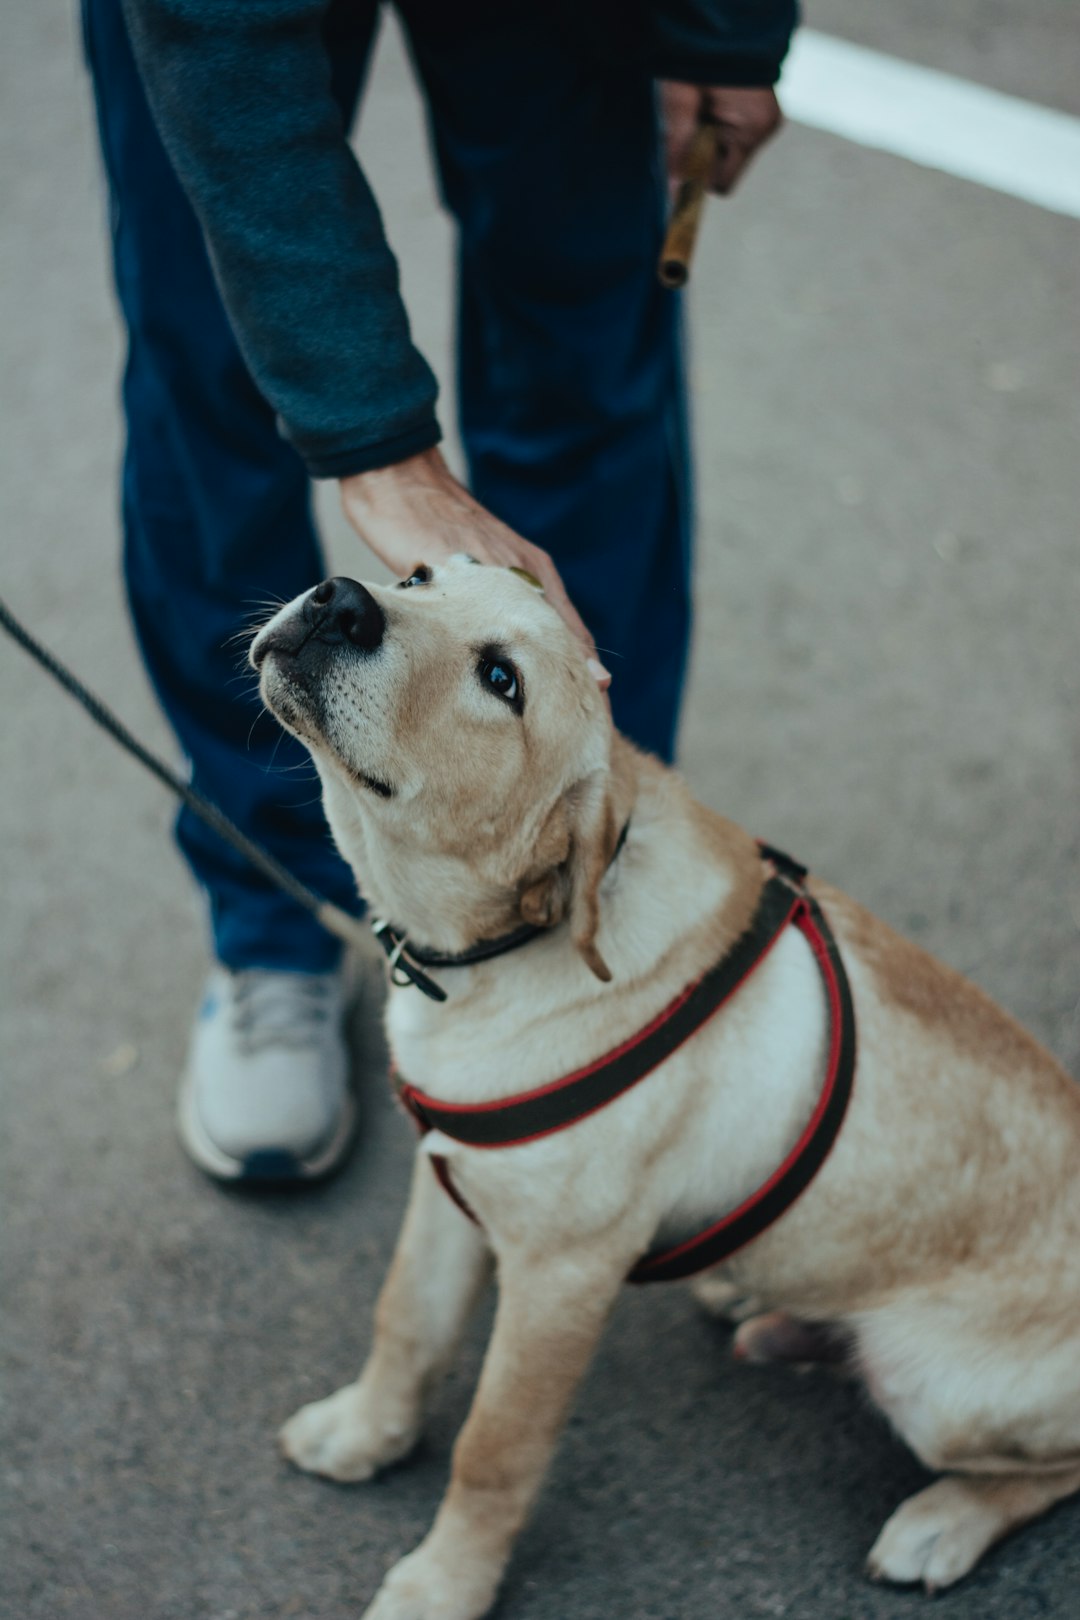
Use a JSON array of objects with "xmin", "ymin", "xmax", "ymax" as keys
[{"xmin": 0, "ymin": 593, "xmax": 368, "ymax": 951}]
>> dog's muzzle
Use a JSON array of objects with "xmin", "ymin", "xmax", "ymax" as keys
[{"xmin": 252, "ymin": 576, "xmax": 385, "ymax": 670}]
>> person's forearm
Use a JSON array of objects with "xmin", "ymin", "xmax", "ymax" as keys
[{"xmin": 121, "ymin": 0, "xmax": 440, "ymax": 477}]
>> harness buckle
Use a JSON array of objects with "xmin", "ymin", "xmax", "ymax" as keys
[{"xmin": 371, "ymin": 917, "xmax": 449, "ymax": 1003}]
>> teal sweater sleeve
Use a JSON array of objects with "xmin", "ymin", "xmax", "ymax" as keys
[
  {"xmin": 120, "ymin": 0, "xmax": 441, "ymax": 479},
  {"xmin": 646, "ymin": 2, "xmax": 798, "ymax": 85}
]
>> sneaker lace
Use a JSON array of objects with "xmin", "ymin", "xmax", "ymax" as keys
[{"xmin": 229, "ymin": 972, "xmax": 338, "ymax": 1055}]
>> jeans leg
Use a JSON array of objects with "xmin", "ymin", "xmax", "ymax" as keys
[
  {"xmin": 81, "ymin": 0, "xmax": 378, "ymax": 970},
  {"xmin": 403, "ymin": 5, "xmax": 693, "ymax": 762}
]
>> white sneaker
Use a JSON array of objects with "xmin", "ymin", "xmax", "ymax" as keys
[{"xmin": 177, "ymin": 968, "xmax": 357, "ymax": 1183}]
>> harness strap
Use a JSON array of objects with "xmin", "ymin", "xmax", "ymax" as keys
[
  {"xmin": 626, "ymin": 892, "xmax": 854, "ymax": 1281},
  {"xmin": 397, "ymin": 852, "xmax": 856, "ymax": 1282},
  {"xmin": 399, "ymin": 874, "xmax": 801, "ymax": 1147}
]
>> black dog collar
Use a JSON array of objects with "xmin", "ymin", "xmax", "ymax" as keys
[
  {"xmin": 370, "ymin": 820, "xmax": 632, "ymax": 1003},
  {"xmin": 371, "ymin": 917, "xmax": 545, "ymax": 1002}
]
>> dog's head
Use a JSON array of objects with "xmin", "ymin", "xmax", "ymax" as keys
[{"xmin": 250, "ymin": 557, "xmax": 628, "ymax": 977}]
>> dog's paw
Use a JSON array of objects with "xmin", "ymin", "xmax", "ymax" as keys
[
  {"xmin": 732, "ymin": 1311, "xmax": 848, "ymax": 1367},
  {"xmin": 362, "ymin": 1546, "xmax": 499, "ymax": 1620},
  {"xmin": 867, "ymin": 1478, "xmax": 1004, "ymax": 1592},
  {"xmin": 279, "ymin": 1381, "xmax": 420, "ymax": 1482}
]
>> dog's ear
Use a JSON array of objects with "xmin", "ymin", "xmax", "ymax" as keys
[
  {"xmin": 516, "ymin": 771, "xmax": 614, "ymax": 980},
  {"xmin": 518, "ymin": 800, "xmax": 571, "ymax": 930},
  {"xmin": 565, "ymin": 767, "xmax": 616, "ymax": 981},
  {"xmin": 517, "ymin": 736, "xmax": 638, "ymax": 981}
]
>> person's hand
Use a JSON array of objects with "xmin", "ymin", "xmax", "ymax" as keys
[
  {"xmin": 339, "ymin": 448, "xmax": 610, "ymax": 686},
  {"xmin": 661, "ymin": 82, "xmax": 782, "ymax": 196}
]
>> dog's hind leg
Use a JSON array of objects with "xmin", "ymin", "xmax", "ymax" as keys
[
  {"xmin": 855, "ymin": 1280, "xmax": 1080, "ymax": 1587},
  {"xmin": 868, "ymin": 1467, "xmax": 1080, "ymax": 1591},
  {"xmin": 280, "ymin": 1147, "xmax": 492, "ymax": 1482}
]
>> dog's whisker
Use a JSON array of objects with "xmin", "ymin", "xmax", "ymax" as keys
[
  {"xmin": 245, "ymin": 711, "xmax": 276, "ymax": 753},
  {"xmin": 225, "ymin": 664, "xmax": 263, "ymax": 688}
]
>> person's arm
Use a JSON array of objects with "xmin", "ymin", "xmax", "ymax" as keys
[{"xmin": 121, "ymin": 0, "xmax": 438, "ymax": 480}]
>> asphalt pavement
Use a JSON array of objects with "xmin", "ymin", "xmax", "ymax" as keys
[{"xmin": 2, "ymin": 5, "xmax": 1079, "ymax": 1619}]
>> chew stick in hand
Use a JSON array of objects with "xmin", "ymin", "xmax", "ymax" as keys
[{"xmin": 658, "ymin": 121, "xmax": 721, "ymax": 289}]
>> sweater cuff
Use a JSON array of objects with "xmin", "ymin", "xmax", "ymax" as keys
[
  {"xmin": 654, "ymin": 50, "xmax": 785, "ymax": 87},
  {"xmin": 298, "ymin": 418, "xmax": 443, "ymax": 481}
]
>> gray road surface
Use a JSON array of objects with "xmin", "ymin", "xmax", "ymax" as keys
[{"xmin": 2, "ymin": 6, "xmax": 1079, "ymax": 1619}]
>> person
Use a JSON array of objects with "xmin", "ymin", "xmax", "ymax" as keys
[{"xmin": 82, "ymin": 0, "xmax": 793, "ymax": 1184}]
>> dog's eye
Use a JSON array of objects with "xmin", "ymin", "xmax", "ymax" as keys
[
  {"xmin": 478, "ymin": 655, "xmax": 522, "ymax": 711},
  {"xmin": 398, "ymin": 564, "xmax": 432, "ymax": 589}
]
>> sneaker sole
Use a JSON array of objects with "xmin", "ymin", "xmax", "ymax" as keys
[{"xmin": 177, "ymin": 1064, "xmax": 359, "ymax": 1185}]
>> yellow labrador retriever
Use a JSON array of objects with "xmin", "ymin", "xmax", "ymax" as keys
[{"xmin": 251, "ymin": 558, "xmax": 1080, "ymax": 1619}]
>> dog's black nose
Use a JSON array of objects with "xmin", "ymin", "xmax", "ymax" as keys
[{"xmin": 305, "ymin": 576, "xmax": 385, "ymax": 654}]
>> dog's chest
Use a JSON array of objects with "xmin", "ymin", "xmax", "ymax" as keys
[{"xmin": 384, "ymin": 981, "xmax": 688, "ymax": 1251}]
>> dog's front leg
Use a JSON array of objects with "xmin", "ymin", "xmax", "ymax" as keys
[
  {"xmin": 363, "ymin": 1246, "xmax": 623, "ymax": 1620},
  {"xmin": 281, "ymin": 1147, "xmax": 492, "ymax": 1481}
]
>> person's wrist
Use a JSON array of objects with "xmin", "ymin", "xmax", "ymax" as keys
[{"xmin": 340, "ymin": 447, "xmax": 449, "ymax": 525}]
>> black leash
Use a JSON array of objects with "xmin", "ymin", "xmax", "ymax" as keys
[{"xmin": 0, "ymin": 593, "xmax": 368, "ymax": 952}]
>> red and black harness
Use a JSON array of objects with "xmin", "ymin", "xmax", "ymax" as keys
[{"xmin": 381, "ymin": 844, "xmax": 856, "ymax": 1284}]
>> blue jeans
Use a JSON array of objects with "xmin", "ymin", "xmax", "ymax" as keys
[{"xmin": 82, "ymin": 0, "xmax": 692, "ymax": 974}]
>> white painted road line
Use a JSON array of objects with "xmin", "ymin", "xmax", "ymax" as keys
[{"xmin": 780, "ymin": 30, "xmax": 1080, "ymax": 220}]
